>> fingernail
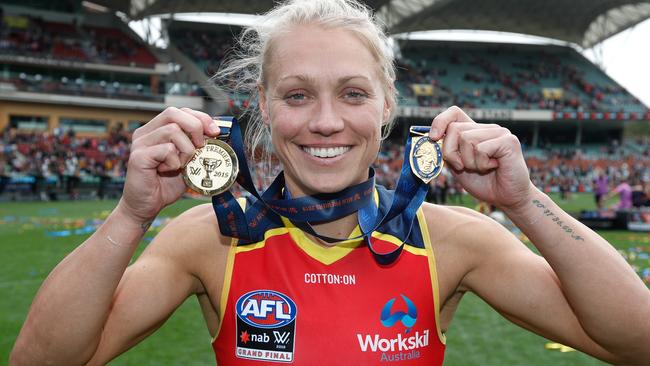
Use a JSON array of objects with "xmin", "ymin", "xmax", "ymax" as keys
[
  {"xmin": 209, "ymin": 123, "xmax": 220, "ymax": 134},
  {"xmin": 430, "ymin": 128, "xmax": 439, "ymax": 139}
]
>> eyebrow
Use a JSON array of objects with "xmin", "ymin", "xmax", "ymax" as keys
[{"xmin": 278, "ymin": 74, "xmax": 372, "ymax": 85}]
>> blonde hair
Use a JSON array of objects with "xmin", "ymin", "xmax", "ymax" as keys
[{"xmin": 215, "ymin": 0, "xmax": 397, "ymax": 164}]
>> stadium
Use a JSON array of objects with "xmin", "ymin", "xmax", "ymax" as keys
[{"xmin": 1, "ymin": 0, "xmax": 650, "ymax": 365}]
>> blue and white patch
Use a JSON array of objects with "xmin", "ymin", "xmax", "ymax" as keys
[{"xmin": 235, "ymin": 290, "xmax": 297, "ymax": 363}]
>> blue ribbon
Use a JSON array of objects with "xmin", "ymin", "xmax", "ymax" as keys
[{"xmin": 212, "ymin": 118, "xmax": 431, "ymax": 265}]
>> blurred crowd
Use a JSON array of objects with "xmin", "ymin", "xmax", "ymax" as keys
[
  {"xmin": 527, "ymin": 141, "xmax": 650, "ymax": 209},
  {"xmin": 4, "ymin": 127, "xmax": 649, "ymax": 210},
  {"xmin": 0, "ymin": 9, "xmax": 156, "ymax": 66},
  {"xmin": 169, "ymin": 28, "xmax": 233, "ymax": 76},
  {"xmin": 0, "ymin": 9, "xmax": 161, "ymax": 101},
  {"xmin": 396, "ymin": 50, "xmax": 648, "ymax": 114},
  {"xmin": 0, "ymin": 127, "xmax": 129, "ymax": 200}
]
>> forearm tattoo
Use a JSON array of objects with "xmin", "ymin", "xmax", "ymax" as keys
[{"xmin": 532, "ymin": 199, "xmax": 584, "ymax": 241}]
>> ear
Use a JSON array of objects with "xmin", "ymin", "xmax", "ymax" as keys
[
  {"xmin": 258, "ymin": 84, "xmax": 270, "ymax": 125},
  {"xmin": 382, "ymin": 85, "xmax": 394, "ymax": 125},
  {"xmin": 382, "ymin": 98, "xmax": 391, "ymax": 125}
]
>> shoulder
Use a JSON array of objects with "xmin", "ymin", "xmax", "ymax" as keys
[
  {"xmin": 420, "ymin": 202, "xmax": 506, "ymax": 247},
  {"xmin": 419, "ymin": 203, "xmax": 522, "ymax": 285}
]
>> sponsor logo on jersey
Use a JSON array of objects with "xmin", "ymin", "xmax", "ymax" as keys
[
  {"xmin": 235, "ymin": 290, "xmax": 297, "ymax": 363},
  {"xmin": 380, "ymin": 294, "xmax": 417, "ymax": 332},
  {"xmin": 356, "ymin": 294, "xmax": 430, "ymax": 362},
  {"xmin": 304, "ymin": 273, "xmax": 357, "ymax": 285}
]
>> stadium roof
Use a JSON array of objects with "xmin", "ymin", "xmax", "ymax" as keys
[{"xmin": 95, "ymin": 0, "xmax": 650, "ymax": 48}]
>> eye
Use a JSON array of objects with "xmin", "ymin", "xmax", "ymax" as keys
[
  {"xmin": 343, "ymin": 89, "xmax": 369, "ymax": 103},
  {"xmin": 283, "ymin": 89, "xmax": 309, "ymax": 105}
]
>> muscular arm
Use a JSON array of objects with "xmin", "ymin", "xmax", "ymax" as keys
[
  {"xmin": 430, "ymin": 199, "xmax": 650, "ymax": 365},
  {"xmin": 10, "ymin": 203, "xmax": 225, "ymax": 366},
  {"xmin": 500, "ymin": 187, "xmax": 650, "ymax": 362},
  {"xmin": 11, "ymin": 107, "xmax": 225, "ymax": 365},
  {"xmin": 426, "ymin": 106, "xmax": 650, "ymax": 364}
]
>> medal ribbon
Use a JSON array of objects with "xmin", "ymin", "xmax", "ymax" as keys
[{"xmin": 212, "ymin": 118, "xmax": 432, "ymax": 265}]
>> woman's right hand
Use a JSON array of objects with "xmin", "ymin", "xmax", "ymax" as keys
[{"xmin": 117, "ymin": 107, "xmax": 220, "ymax": 225}]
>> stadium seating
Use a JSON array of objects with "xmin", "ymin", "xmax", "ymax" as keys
[
  {"xmin": 168, "ymin": 26, "xmax": 235, "ymax": 75},
  {"xmin": 398, "ymin": 42, "xmax": 648, "ymax": 115},
  {"xmin": 0, "ymin": 14, "xmax": 157, "ymax": 67},
  {"xmin": 166, "ymin": 25, "xmax": 648, "ymax": 117}
]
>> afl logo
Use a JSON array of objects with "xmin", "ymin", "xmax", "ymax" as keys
[{"xmin": 236, "ymin": 290, "xmax": 297, "ymax": 329}]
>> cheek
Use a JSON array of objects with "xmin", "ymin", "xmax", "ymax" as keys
[
  {"xmin": 349, "ymin": 103, "xmax": 383, "ymax": 137},
  {"xmin": 268, "ymin": 104, "xmax": 306, "ymax": 142}
]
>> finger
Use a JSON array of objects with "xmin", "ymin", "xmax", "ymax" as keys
[
  {"xmin": 474, "ymin": 146, "xmax": 499, "ymax": 172},
  {"xmin": 130, "ymin": 142, "xmax": 180, "ymax": 171},
  {"xmin": 458, "ymin": 127, "xmax": 510, "ymax": 171},
  {"xmin": 134, "ymin": 107, "xmax": 204, "ymax": 147},
  {"xmin": 151, "ymin": 143, "xmax": 182, "ymax": 173},
  {"xmin": 429, "ymin": 106, "xmax": 474, "ymax": 140},
  {"xmin": 157, "ymin": 150, "xmax": 183, "ymax": 173},
  {"xmin": 475, "ymin": 133, "xmax": 521, "ymax": 170},
  {"xmin": 443, "ymin": 123, "xmax": 500, "ymax": 170},
  {"xmin": 132, "ymin": 123, "xmax": 196, "ymax": 166},
  {"xmin": 180, "ymin": 107, "xmax": 220, "ymax": 137}
]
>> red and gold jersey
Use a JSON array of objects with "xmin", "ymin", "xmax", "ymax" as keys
[{"xmin": 212, "ymin": 187, "xmax": 446, "ymax": 365}]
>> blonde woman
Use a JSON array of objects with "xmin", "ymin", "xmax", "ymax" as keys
[{"xmin": 12, "ymin": 1, "xmax": 650, "ymax": 365}]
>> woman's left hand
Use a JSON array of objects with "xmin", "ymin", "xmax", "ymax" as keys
[{"xmin": 429, "ymin": 106, "xmax": 534, "ymax": 210}]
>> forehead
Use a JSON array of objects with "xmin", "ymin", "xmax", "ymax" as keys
[{"xmin": 265, "ymin": 24, "xmax": 380, "ymax": 83}]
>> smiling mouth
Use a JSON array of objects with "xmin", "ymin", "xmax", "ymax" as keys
[{"xmin": 301, "ymin": 146, "xmax": 351, "ymax": 158}]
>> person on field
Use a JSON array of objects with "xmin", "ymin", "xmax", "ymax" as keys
[{"xmin": 11, "ymin": 0, "xmax": 650, "ymax": 365}]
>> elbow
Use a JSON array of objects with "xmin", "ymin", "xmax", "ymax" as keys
[
  {"xmin": 598, "ymin": 337, "xmax": 650, "ymax": 366},
  {"xmin": 10, "ymin": 332, "xmax": 91, "ymax": 366},
  {"xmin": 10, "ymin": 345, "xmax": 88, "ymax": 366}
]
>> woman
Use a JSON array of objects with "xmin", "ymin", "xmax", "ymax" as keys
[{"xmin": 11, "ymin": 0, "xmax": 650, "ymax": 365}]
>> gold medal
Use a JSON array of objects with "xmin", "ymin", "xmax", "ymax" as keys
[
  {"xmin": 409, "ymin": 127, "xmax": 443, "ymax": 184},
  {"xmin": 183, "ymin": 138, "xmax": 239, "ymax": 196}
]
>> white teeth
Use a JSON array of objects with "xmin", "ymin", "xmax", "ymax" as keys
[{"xmin": 303, "ymin": 146, "xmax": 350, "ymax": 158}]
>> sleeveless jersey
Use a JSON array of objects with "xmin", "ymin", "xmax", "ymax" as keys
[{"xmin": 212, "ymin": 186, "xmax": 446, "ymax": 365}]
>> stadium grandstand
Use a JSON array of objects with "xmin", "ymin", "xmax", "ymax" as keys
[{"xmin": 1, "ymin": 0, "xmax": 649, "ymax": 221}]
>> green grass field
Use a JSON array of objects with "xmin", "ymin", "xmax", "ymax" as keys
[{"xmin": 1, "ymin": 193, "xmax": 648, "ymax": 365}]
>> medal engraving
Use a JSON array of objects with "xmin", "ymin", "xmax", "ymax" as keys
[
  {"xmin": 184, "ymin": 139, "xmax": 239, "ymax": 196},
  {"xmin": 410, "ymin": 136, "xmax": 443, "ymax": 183}
]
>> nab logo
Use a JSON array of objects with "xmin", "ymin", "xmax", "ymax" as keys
[
  {"xmin": 236, "ymin": 290, "xmax": 297, "ymax": 329},
  {"xmin": 380, "ymin": 294, "xmax": 417, "ymax": 333}
]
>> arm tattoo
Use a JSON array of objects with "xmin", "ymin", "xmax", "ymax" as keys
[{"xmin": 532, "ymin": 199, "xmax": 584, "ymax": 241}]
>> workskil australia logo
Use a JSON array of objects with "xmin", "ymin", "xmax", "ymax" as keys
[
  {"xmin": 235, "ymin": 290, "xmax": 297, "ymax": 363},
  {"xmin": 357, "ymin": 294, "xmax": 430, "ymax": 362}
]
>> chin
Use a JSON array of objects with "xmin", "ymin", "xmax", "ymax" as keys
[{"xmin": 302, "ymin": 172, "xmax": 364, "ymax": 194}]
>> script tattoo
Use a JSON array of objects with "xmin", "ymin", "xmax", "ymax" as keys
[{"xmin": 531, "ymin": 199, "xmax": 584, "ymax": 241}]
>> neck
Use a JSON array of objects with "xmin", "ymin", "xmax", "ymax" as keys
[
  {"xmin": 307, "ymin": 212, "xmax": 359, "ymax": 247},
  {"xmin": 281, "ymin": 174, "xmax": 370, "ymax": 247}
]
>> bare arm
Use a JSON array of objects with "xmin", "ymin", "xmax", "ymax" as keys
[
  {"xmin": 10, "ymin": 107, "xmax": 222, "ymax": 365},
  {"xmin": 439, "ymin": 205, "xmax": 636, "ymax": 364},
  {"xmin": 85, "ymin": 204, "xmax": 224, "ymax": 365},
  {"xmin": 501, "ymin": 187, "xmax": 650, "ymax": 362},
  {"xmin": 10, "ymin": 205, "xmax": 151, "ymax": 365},
  {"xmin": 429, "ymin": 106, "xmax": 650, "ymax": 364}
]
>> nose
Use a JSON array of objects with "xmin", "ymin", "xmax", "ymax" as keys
[{"xmin": 308, "ymin": 96, "xmax": 344, "ymax": 136}]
